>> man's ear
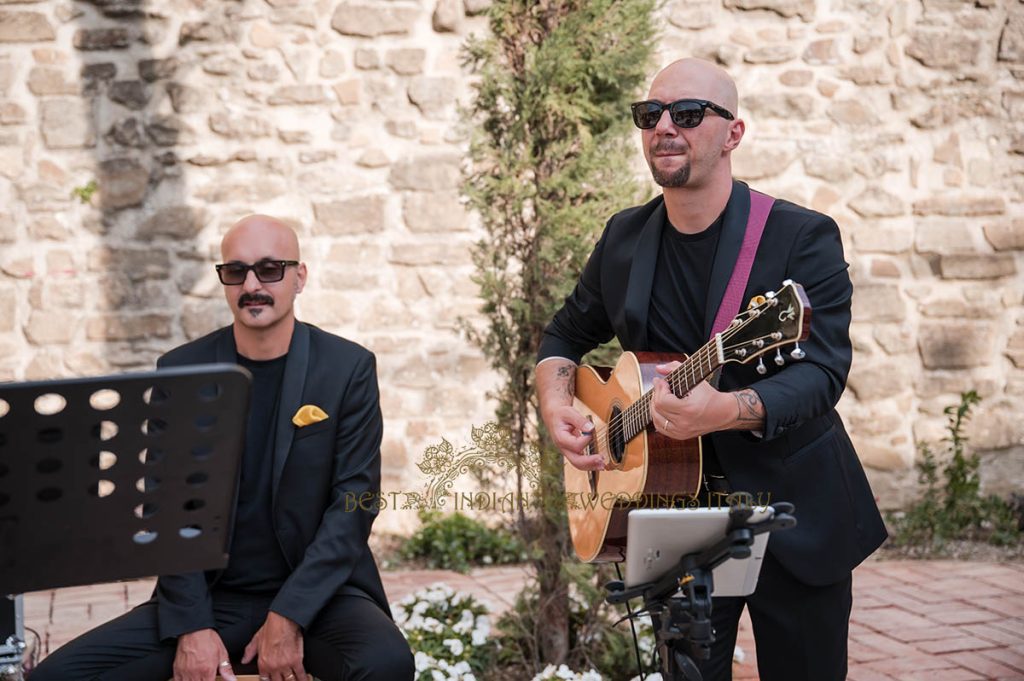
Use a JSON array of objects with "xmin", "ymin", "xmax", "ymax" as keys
[
  {"xmin": 723, "ymin": 118, "xmax": 745, "ymax": 152},
  {"xmin": 295, "ymin": 262, "xmax": 308, "ymax": 294}
]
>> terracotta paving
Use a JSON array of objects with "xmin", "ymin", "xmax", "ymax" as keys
[{"xmin": 19, "ymin": 557, "xmax": 1024, "ymax": 680}]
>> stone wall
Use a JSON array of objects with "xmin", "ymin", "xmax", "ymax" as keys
[{"xmin": 0, "ymin": 0, "xmax": 1021, "ymax": 530}]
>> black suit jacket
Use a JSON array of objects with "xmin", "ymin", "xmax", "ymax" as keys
[
  {"xmin": 153, "ymin": 321, "xmax": 390, "ymax": 640},
  {"xmin": 539, "ymin": 180, "xmax": 887, "ymax": 586}
]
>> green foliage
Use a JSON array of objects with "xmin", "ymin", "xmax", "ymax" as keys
[
  {"xmin": 489, "ymin": 563, "xmax": 657, "ymax": 680},
  {"xmin": 400, "ymin": 510, "xmax": 529, "ymax": 573},
  {"xmin": 393, "ymin": 583, "xmax": 496, "ymax": 680},
  {"xmin": 70, "ymin": 179, "xmax": 98, "ymax": 204},
  {"xmin": 889, "ymin": 391, "xmax": 1021, "ymax": 550},
  {"xmin": 461, "ymin": 0, "xmax": 656, "ymax": 663}
]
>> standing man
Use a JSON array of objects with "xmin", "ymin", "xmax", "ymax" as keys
[
  {"xmin": 34, "ymin": 215, "xmax": 414, "ymax": 681},
  {"xmin": 536, "ymin": 59, "xmax": 886, "ymax": 680}
]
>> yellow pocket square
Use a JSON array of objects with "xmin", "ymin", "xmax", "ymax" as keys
[{"xmin": 292, "ymin": 404, "xmax": 329, "ymax": 428}]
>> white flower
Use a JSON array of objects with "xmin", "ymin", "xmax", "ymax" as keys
[{"xmin": 443, "ymin": 638, "xmax": 465, "ymax": 657}]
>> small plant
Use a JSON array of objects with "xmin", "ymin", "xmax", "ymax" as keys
[
  {"xmin": 889, "ymin": 391, "xmax": 1021, "ymax": 551},
  {"xmin": 400, "ymin": 510, "xmax": 529, "ymax": 573},
  {"xmin": 394, "ymin": 583, "xmax": 496, "ymax": 681},
  {"xmin": 71, "ymin": 179, "xmax": 98, "ymax": 204}
]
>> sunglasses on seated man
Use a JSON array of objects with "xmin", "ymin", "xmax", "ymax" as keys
[
  {"xmin": 630, "ymin": 98, "xmax": 735, "ymax": 130},
  {"xmin": 215, "ymin": 259, "xmax": 299, "ymax": 285}
]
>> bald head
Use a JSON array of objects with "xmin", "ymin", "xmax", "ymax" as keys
[
  {"xmin": 649, "ymin": 58, "xmax": 738, "ymax": 117},
  {"xmin": 221, "ymin": 214, "xmax": 301, "ymax": 262}
]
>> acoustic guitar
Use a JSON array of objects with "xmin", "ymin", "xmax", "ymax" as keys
[{"xmin": 565, "ymin": 280, "xmax": 811, "ymax": 562}]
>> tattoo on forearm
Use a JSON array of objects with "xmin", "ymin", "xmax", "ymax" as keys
[
  {"xmin": 556, "ymin": 363, "xmax": 575, "ymax": 400},
  {"xmin": 733, "ymin": 389, "xmax": 765, "ymax": 429}
]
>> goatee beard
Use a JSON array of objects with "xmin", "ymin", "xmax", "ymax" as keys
[{"xmin": 650, "ymin": 161, "xmax": 690, "ymax": 188}]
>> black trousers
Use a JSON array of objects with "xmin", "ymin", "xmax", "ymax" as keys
[
  {"xmin": 31, "ymin": 590, "xmax": 414, "ymax": 681},
  {"xmin": 696, "ymin": 550, "xmax": 853, "ymax": 681}
]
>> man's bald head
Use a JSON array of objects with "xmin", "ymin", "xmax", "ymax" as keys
[
  {"xmin": 221, "ymin": 214, "xmax": 301, "ymax": 262},
  {"xmin": 649, "ymin": 58, "xmax": 738, "ymax": 117}
]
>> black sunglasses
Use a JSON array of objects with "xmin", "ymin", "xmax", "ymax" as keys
[
  {"xmin": 630, "ymin": 99, "xmax": 735, "ymax": 130},
  {"xmin": 215, "ymin": 260, "xmax": 299, "ymax": 285}
]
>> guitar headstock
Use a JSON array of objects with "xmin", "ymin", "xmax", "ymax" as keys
[{"xmin": 719, "ymin": 280, "xmax": 812, "ymax": 366}]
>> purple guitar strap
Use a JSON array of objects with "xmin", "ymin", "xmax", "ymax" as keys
[{"xmin": 710, "ymin": 189, "xmax": 775, "ymax": 339}]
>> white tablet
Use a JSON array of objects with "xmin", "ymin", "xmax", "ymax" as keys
[{"xmin": 624, "ymin": 507, "xmax": 772, "ymax": 596}]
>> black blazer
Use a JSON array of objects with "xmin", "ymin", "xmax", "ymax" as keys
[
  {"xmin": 153, "ymin": 321, "xmax": 390, "ymax": 640},
  {"xmin": 539, "ymin": 180, "xmax": 887, "ymax": 586}
]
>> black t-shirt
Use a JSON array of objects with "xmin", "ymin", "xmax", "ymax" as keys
[
  {"xmin": 646, "ymin": 215, "xmax": 726, "ymax": 478},
  {"xmin": 218, "ymin": 352, "xmax": 293, "ymax": 593}
]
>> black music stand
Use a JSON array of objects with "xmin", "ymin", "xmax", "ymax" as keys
[
  {"xmin": 0, "ymin": 365, "xmax": 250, "ymax": 677},
  {"xmin": 606, "ymin": 499, "xmax": 797, "ymax": 681}
]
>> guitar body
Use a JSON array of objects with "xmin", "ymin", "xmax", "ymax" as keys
[{"xmin": 566, "ymin": 351, "xmax": 702, "ymax": 563}]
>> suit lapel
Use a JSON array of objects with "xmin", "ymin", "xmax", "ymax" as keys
[
  {"xmin": 272, "ymin": 321, "xmax": 310, "ymax": 503},
  {"xmin": 702, "ymin": 181, "xmax": 750, "ymax": 341},
  {"xmin": 623, "ymin": 200, "xmax": 667, "ymax": 349},
  {"xmin": 215, "ymin": 327, "xmax": 236, "ymax": 363}
]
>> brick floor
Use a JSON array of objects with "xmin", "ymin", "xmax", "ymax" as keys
[{"xmin": 19, "ymin": 557, "xmax": 1024, "ymax": 680}]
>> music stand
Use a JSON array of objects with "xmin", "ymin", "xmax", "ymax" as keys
[
  {"xmin": 606, "ymin": 498, "xmax": 797, "ymax": 681},
  {"xmin": 0, "ymin": 365, "xmax": 250, "ymax": 678}
]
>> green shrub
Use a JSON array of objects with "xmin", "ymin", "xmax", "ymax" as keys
[
  {"xmin": 889, "ymin": 391, "xmax": 1021, "ymax": 550},
  {"xmin": 490, "ymin": 563, "xmax": 656, "ymax": 680},
  {"xmin": 400, "ymin": 510, "xmax": 529, "ymax": 573}
]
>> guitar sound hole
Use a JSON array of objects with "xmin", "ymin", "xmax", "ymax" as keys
[{"xmin": 609, "ymin": 406, "xmax": 626, "ymax": 464}]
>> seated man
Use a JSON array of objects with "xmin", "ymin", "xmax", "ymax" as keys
[{"xmin": 33, "ymin": 215, "xmax": 414, "ymax": 681}]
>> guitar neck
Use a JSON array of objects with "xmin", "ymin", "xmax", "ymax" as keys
[{"xmin": 621, "ymin": 338, "xmax": 722, "ymax": 442}]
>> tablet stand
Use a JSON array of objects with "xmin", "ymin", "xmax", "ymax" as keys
[
  {"xmin": 0, "ymin": 364, "xmax": 250, "ymax": 679},
  {"xmin": 605, "ymin": 498, "xmax": 797, "ymax": 681}
]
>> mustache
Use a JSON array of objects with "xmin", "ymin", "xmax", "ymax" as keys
[
  {"xmin": 651, "ymin": 141, "xmax": 688, "ymax": 154},
  {"xmin": 238, "ymin": 293, "xmax": 274, "ymax": 307}
]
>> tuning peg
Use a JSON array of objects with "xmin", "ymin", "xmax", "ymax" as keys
[
  {"xmin": 774, "ymin": 349, "xmax": 785, "ymax": 366},
  {"xmin": 790, "ymin": 342, "xmax": 806, "ymax": 360},
  {"xmin": 782, "ymin": 278, "xmax": 793, "ymax": 286},
  {"xmin": 756, "ymin": 356, "xmax": 767, "ymax": 375}
]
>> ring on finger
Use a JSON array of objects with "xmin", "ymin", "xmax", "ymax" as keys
[{"xmin": 664, "ymin": 418, "xmax": 671, "ymax": 431}]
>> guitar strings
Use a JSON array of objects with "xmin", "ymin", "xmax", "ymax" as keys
[{"xmin": 582, "ymin": 309, "xmax": 772, "ymax": 461}]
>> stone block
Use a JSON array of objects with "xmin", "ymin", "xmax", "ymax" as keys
[
  {"xmin": 906, "ymin": 30, "xmax": 980, "ymax": 69},
  {"xmin": 802, "ymin": 153, "xmax": 853, "ymax": 182},
  {"xmin": 743, "ymin": 92, "xmax": 815, "ymax": 119},
  {"xmin": 939, "ymin": 254, "xmax": 1016, "ymax": 280},
  {"xmin": 731, "ymin": 144, "xmax": 795, "ymax": 180},
  {"xmin": 354, "ymin": 48, "xmax": 380, "ymax": 70},
  {"xmin": 827, "ymin": 99, "xmax": 879, "ymax": 127},
  {"xmin": 166, "ymin": 82, "xmax": 206, "ymax": 113},
  {"xmin": 912, "ymin": 196, "xmax": 1005, "ymax": 217},
  {"xmin": 247, "ymin": 64, "xmax": 280, "ymax": 83},
  {"xmin": 268, "ymin": 85, "xmax": 329, "ymax": 106},
  {"xmin": 40, "ymin": 98, "xmax": 96, "ymax": 149},
  {"xmin": 408, "ymin": 77, "xmax": 457, "ymax": 119},
  {"xmin": 848, "ymin": 187, "xmax": 905, "ymax": 218},
  {"xmin": 331, "ymin": 3, "xmax": 419, "ymax": 37},
  {"xmin": 29, "ymin": 280, "xmax": 79, "ymax": 310},
  {"xmin": 724, "ymin": 0, "xmax": 814, "ymax": 20},
  {"xmin": 847, "ymin": 410, "xmax": 903, "ymax": 438},
  {"xmin": 182, "ymin": 300, "xmax": 230, "ymax": 340},
  {"xmin": 0, "ymin": 11, "xmax": 55, "ymax": 42},
  {"xmin": 779, "ymin": 69, "xmax": 812, "ymax": 87},
  {"xmin": 86, "ymin": 313, "xmax": 172, "ymax": 341},
  {"xmin": 386, "ymin": 48, "xmax": 425, "ymax": 75},
  {"xmin": 208, "ymin": 112, "xmax": 271, "ymax": 139},
  {"xmin": 0, "ymin": 289, "xmax": 13, "ymax": 332},
  {"xmin": 179, "ymin": 21, "xmax": 236, "ymax": 46},
  {"xmin": 27, "ymin": 66, "xmax": 79, "ymax": 95},
  {"xmin": 983, "ymin": 219, "xmax": 1024, "ymax": 250},
  {"xmin": 25, "ymin": 350, "xmax": 66, "ymax": 380},
  {"xmin": 73, "ymin": 27, "xmax": 131, "ymax": 50},
  {"xmin": 313, "ymin": 195, "xmax": 388, "ymax": 235},
  {"xmin": 969, "ymin": 401, "xmax": 1024, "ymax": 450},
  {"xmin": 138, "ymin": 57, "xmax": 177, "ymax": 82},
  {"xmin": 803, "ymin": 38, "xmax": 839, "ymax": 65},
  {"xmin": 464, "ymin": 0, "xmax": 490, "ymax": 14},
  {"xmin": 666, "ymin": 0, "xmax": 714, "ymax": 29},
  {"xmin": 873, "ymin": 324, "xmax": 915, "ymax": 354},
  {"xmin": 1007, "ymin": 327, "xmax": 1024, "ymax": 368},
  {"xmin": 202, "ymin": 54, "xmax": 242, "ymax": 77},
  {"xmin": 999, "ymin": 9, "xmax": 1024, "ymax": 62},
  {"xmin": 107, "ymin": 117, "xmax": 146, "ymax": 148},
  {"xmin": 914, "ymin": 220, "xmax": 977, "ymax": 255},
  {"xmin": 403, "ymin": 191, "xmax": 469, "ymax": 233},
  {"xmin": 851, "ymin": 283, "xmax": 906, "ymax": 322},
  {"xmin": 853, "ymin": 438, "xmax": 914, "ymax": 471},
  {"xmin": 29, "ymin": 216, "xmax": 70, "ymax": 240},
  {"xmin": 869, "ymin": 257, "xmax": 900, "ymax": 278},
  {"xmin": 432, "ymin": 0, "xmax": 462, "ymax": 32},
  {"xmin": 108, "ymin": 79, "xmax": 149, "ymax": 110},
  {"xmin": 742, "ymin": 45, "xmax": 797, "ymax": 64},
  {"xmin": 319, "ymin": 49, "xmax": 345, "ymax": 78},
  {"xmin": 147, "ymin": 115, "xmax": 192, "ymax": 146},
  {"xmin": 847, "ymin": 359, "xmax": 913, "ymax": 400},
  {"xmin": 918, "ymin": 321, "xmax": 996, "ymax": 369},
  {"xmin": 97, "ymin": 157, "xmax": 148, "ymax": 210},
  {"xmin": 88, "ymin": 247, "xmax": 170, "ymax": 281},
  {"xmin": 851, "ymin": 223, "xmax": 913, "ymax": 253},
  {"xmin": 137, "ymin": 206, "xmax": 204, "ymax": 239},
  {"xmin": 389, "ymin": 153, "xmax": 461, "ymax": 191},
  {"xmin": 0, "ymin": 140, "xmax": 22, "ymax": 179},
  {"xmin": 24, "ymin": 311, "xmax": 78, "ymax": 344},
  {"xmin": 333, "ymin": 79, "xmax": 361, "ymax": 105},
  {"xmin": 388, "ymin": 241, "xmax": 470, "ymax": 266},
  {"xmin": 0, "ymin": 102, "xmax": 26, "ymax": 125}
]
